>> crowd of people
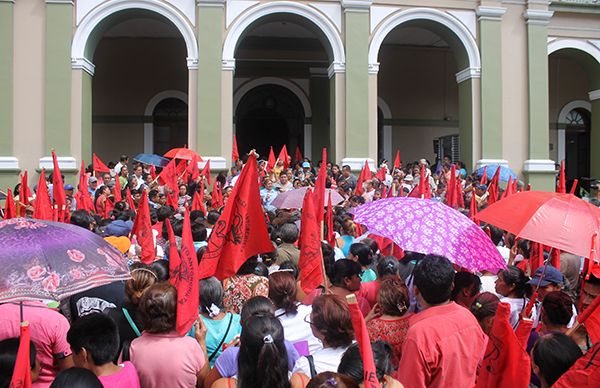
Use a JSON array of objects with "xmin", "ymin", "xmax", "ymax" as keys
[{"xmin": 0, "ymin": 151, "xmax": 599, "ymax": 388}]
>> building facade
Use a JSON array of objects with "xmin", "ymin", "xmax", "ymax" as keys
[{"xmin": 0, "ymin": 0, "xmax": 599, "ymax": 190}]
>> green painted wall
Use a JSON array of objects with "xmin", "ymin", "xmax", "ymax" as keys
[
  {"xmin": 196, "ymin": 6, "xmax": 223, "ymax": 155},
  {"xmin": 45, "ymin": 2, "xmax": 73, "ymax": 155},
  {"xmin": 310, "ymin": 75, "xmax": 329, "ymax": 159},
  {"xmin": 0, "ymin": 2, "xmax": 13, "ymax": 155},
  {"xmin": 527, "ymin": 24, "xmax": 550, "ymax": 160},
  {"xmin": 458, "ymin": 79, "xmax": 474, "ymax": 170},
  {"xmin": 82, "ymin": 72, "xmax": 93, "ymax": 164},
  {"xmin": 329, "ymin": 75, "xmax": 337, "ymax": 160},
  {"xmin": 479, "ymin": 19, "xmax": 503, "ymax": 159},
  {"xmin": 344, "ymin": 11, "xmax": 369, "ymax": 157},
  {"xmin": 591, "ymin": 99, "xmax": 600, "ymax": 178}
]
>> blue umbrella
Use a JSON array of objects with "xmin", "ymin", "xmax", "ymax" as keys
[
  {"xmin": 474, "ymin": 164, "xmax": 518, "ymax": 182},
  {"xmin": 133, "ymin": 153, "xmax": 170, "ymax": 167}
]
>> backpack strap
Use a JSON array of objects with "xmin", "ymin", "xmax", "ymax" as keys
[
  {"xmin": 306, "ymin": 355, "xmax": 317, "ymax": 379},
  {"xmin": 208, "ymin": 313, "xmax": 234, "ymax": 362},
  {"xmin": 122, "ymin": 307, "xmax": 141, "ymax": 337}
]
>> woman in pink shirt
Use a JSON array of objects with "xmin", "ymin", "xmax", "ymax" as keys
[{"xmin": 129, "ymin": 283, "xmax": 209, "ymax": 388}]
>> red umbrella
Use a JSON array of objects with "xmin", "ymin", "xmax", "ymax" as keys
[
  {"xmin": 475, "ymin": 191, "xmax": 600, "ymax": 258},
  {"xmin": 163, "ymin": 147, "xmax": 203, "ymax": 161}
]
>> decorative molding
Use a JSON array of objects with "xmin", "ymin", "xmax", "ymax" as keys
[
  {"xmin": 476, "ymin": 6, "xmax": 506, "ymax": 21},
  {"xmin": 226, "ymin": 0, "xmax": 259, "ymax": 28},
  {"xmin": 590, "ymin": 89, "xmax": 600, "ymax": 101},
  {"xmin": 455, "ymin": 67, "xmax": 481, "ymax": 83},
  {"xmin": 340, "ymin": 157, "xmax": 376, "ymax": 172},
  {"xmin": 328, "ymin": 62, "xmax": 346, "ymax": 78},
  {"xmin": 39, "ymin": 156, "xmax": 77, "ymax": 171},
  {"xmin": 0, "ymin": 157, "xmax": 20, "ymax": 171},
  {"xmin": 144, "ymin": 90, "xmax": 188, "ymax": 154},
  {"xmin": 0, "ymin": 1, "xmax": 16, "ymax": 4},
  {"xmin": 447, "ymin": 10, "xmax": 477, "ymax": 40},
  {"xmin": 523, "ymin": 159, "xmax": 556, "ymax": 173},
  {"xmin": 46, "ymin": 0, "xmax": 74, "ymax": 4},
  {"xmin": 524, "ymin": 9, "xmax": 554, "ymax": 26},
  {"xmin": 222, "ymin": 59, "xmax": 236, "ymax": 72},
  {"xmin": 368, "ymin": 62, "xmax": 380, "ymax": 75},
  {"xmin": 341, "ymin": 0, "xmax": 372, "ymax": 12},
  {"xmin": 196, "ymin": 0, "xmax": 225, "ymax": 7},
  {"xmin": 187, "ymin": 57, "xmax": 199, "ymax": 70},
  {"xmin": 309, "ymin": 67, "xmax": 329, "ymax": 77},
  {"xmin": 199, "ymin": 157, "xmax": 227, "ymax": 170},
  {"xmin": 71, "ymin": 57, "xmax": 96, "ymax": 76},
  {"xmin": 558, "ymin": 100, "xmax": 592, "ymax": 123},
  {"xmin": 309, "ymin": 2, "xmax": 342, "ymax": 32},
  {"xmin": 548, "ymin": 38, "xmax": 600, "ymax": 66},
  {"xmin": 371, "ymin": 6, "xmax": 399, "ymax": 33},
  {"xmin": 476, "ymin": 159, "xmax": 510, "ymax": 169}
]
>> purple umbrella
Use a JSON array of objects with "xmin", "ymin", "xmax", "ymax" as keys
[
  {"xmin": 271, "ymin": 187, "xmax": 345, "ymax": 209},
  {"xmin": 0, "ymin": 218, "xmax": 131, "ymax": 303},
  {"xmin": 351, "ymin": 198, "xmax": 506, "ymax": 272}
]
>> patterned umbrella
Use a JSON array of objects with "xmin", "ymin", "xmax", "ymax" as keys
[
  {"xmin": 0, "ymin": 218, "xmax": 131, "ymax": 303},
  {"xmin": 474, "ymin": 164, "xmax": 518, "ymax": 182},
  {"xmin": 351, "ymin": 198, "xmax": 506, "ymax": 272},
  {"xmin": 271, "ymin": 187, "xmax": 344, "ymax": 209}
]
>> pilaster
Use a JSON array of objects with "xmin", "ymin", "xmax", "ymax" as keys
[
  {"xmin": 590, "ymin": 90, "xmax": 600, "ymax": 179},
  {"xmin": 310, "ymin": 68, "xmax": 330, "ymax": 159}
]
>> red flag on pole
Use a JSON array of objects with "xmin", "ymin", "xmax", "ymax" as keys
[
  {"xmin": 446, "ymin": 165, "xmax": 457, "ymax": 208},
  {"xmin": 557, "ymin": 160, "xmax": 566, "ymax": 194},
  {"xmin": 570, "ymin": 179, "xmax": 579, "ymax": 195},
  {"xmin": 33, "ymin": 170, "xmax": 53, "ymax": 221},
  {"xmin": 211, "ymin": 180, "xmax": 223, "ymax": 209},
  {"xmin": 346, "ymin": 294, "xmax": 381, "ymax": 388},
  {"xmin": 298, "ymin": 189, "xmax": 324, "ymax": 294},
  {"xmin": 200, "ymin": 159, "xmax": 211, "ymax": 185},
  {"xmin": 295, "ymin": 146, "xmax": 303, "ymax": 163},
  {"xmin": 112, "ymin": 173, "xmax": 122, "ymax": 203},
  {"xmin": 232, "ymin": 135, "xmax": 240, "ymax": 163},
  {"xmin": 4, "ymin": 188, "xmax": 16, "ymax": 219},
  {"xmin": 75, "ymin": 161, "xmax": 94, "ymax": 213},
  {"xmin": 476, "ymin": 302, "xmax": 533, "ymax": 388},
  {"xmin": 469, "ymin": 195, "xmax": 479, "ymax": 225},
  {"xmin": 10, "ymin": 323, "xmax": 32, "ymax": 388},
  {"xmin": 169, "ymin": 210, "xmax": 199, "ymax": 336},
  {"xmin": 51, "ymin": 150, "xmax": 67, "ymax": 222},
  {"xmin": 158, "ymin": 159, "xmax": 178, "ymax": 190},
  {"xmin": 191, "ymin": 190, "xmax": 206, "ymax": 216},
  {"xmin": 198, "ymin": 153, "xmax": 272, "ymax": 280},
  {"xmin": 267, "ymin": 147, "xmax": 276, "ymax": 172},
  {"xmin": 417, "ymin": 164, "xmax": 431, "ymax": 199},
  {"xmin": 19, "ymin": 172, "xmax": 31, "ymax": 216},
  {"xmin": 131, "ymin": 190, "xmax": 156, "ymax": 264},
  {"xmin": 176, "ymin": 160, "xmax": 187, "ymax": 181},
  {"xmin": 149, "ymin": 165, "xmax": 156, "ymax": 181},
  {"xmin": 480, "ymin": 166, "xmax": 488, "ymax": 185},
  {"xmin": 125, "ymin": 188, "xmax": 136, "ymax": 211},
  {"xmin": 92, "ymin": 153, "xmax": 110, "ymax": 174},
  {"xmin": 104, "ymin": 197, "xmax": 114, "ymax": 219},
  {"xmin": 553, "ymin": 342, "xmax": 600, "ymax": 387},
  {"xmin": 393, "ymin": 150, "xmax": 401, "ymax": 170},
  {"xmin": 326, "ymin": 192, "xmax": 335, "ymax": 247},
  {"xmin": 277, "ymin": 145, "xmax": 290, "ymax": 170},
  {"xmin": 186, "ymin": 154, "xmax": 201, "ymax": 181},
  {"xmin": 375, "ymin": 167, "xmax": 386, "ymax": 182},
  {"xmin": 355, "ymin": 161, "xmax": 372, "ymax": 196},
  {"xmin": 456, "ymin": 178, "xmax": 465, "ymax": 208},
  {"xmin": 313, "ymin": 148, "xmax": 327, "ymax": 225}
]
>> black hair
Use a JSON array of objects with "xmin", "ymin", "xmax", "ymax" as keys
[
  {"xmin": 0, "ymin": 337, "xmax": 37, "ymax": 388},
  {"xmin": 240, "ymin": 296, "xmax": 274, "ymax": 323},
  {"xmin": 207, "ymin": 211, "xmax": 220, "ymax": 225},
  {"xmin": 149, "ymin": 260, "xmax": 170, "ymax": 282},
  {"xmin": 413, "ymin": 255, "xmax": 455, "ymax": 305},
  {"xmin": 542, "ymin": 291, "xmax": 573, "ymax": 327},
  {"xmin": 70, "ymin": 210, "xmax": 94, "ymax": 230},
  {"xmin": 488, "ymin": 226, "xmax": 504, "ymax": 246},
  {"xmin": 322, "ymin": 242, "xmax": 336, "ymax": 282},
  {"xmin": 237, "ymin": 257, "xmax": 260, "ymax": 276},
  {"xmin": 349, "ymin": 243, "xmax": 372, "ymax": 267},
  {"xmin": 200, "ymin": 277, "xmax": 224, "ymax": 313},
  {"xmin": 66, "ymin": 313, "xmax": 119, "ymax": 366},
  {"xmin": 156, "ymin": 206, "xmax": 174, "ymax": 222},
  {"xmin": 331, "ymin": 259, "xmax": 362, "ymax": 287},
  {"xmin": 191, "ymin": 222, "xmax": 207, "ymax": 242},
  {"xmin": 532, "ymin": 333, "xmax": 582, "ymax": 386},
  {"xmin": 498, "ymin": 266, "xmax": 528, "ymax": 298},
  {"xmin": 278, "ymin": 261, "xmax": 299, "ymax": 279},
  {"xmin": 338, "ymin": 341, "xmax": 393, "ymax": 383},
  {"xmin": 451, "ymin": 272, "xmax": 482, "ymax": 300},
  {"xmin": 237, "ymin": 316, "xmax": 290, "ymax": 388},
  {"xmin": 49, "ymin": 368, "xmax": 102, "ymax": 388},
  {"xmin": 376, "ymin": 256, "xmax": 400, "ymax": 279}
]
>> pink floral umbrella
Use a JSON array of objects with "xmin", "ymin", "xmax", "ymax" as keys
[
  {"xmin": 0, "ymin": 218, "xmax": 131, "ymax": 303},
  {"xmin": 351, "ymin": 198, "xmax": 506, "ymax": 272}
]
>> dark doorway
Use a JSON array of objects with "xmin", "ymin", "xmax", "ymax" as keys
[
  {"xmin": 153, "ymin": 98, "xmax": 188, "ymax": 156},
  {"xmin": 565, "ymin": 108, "xmax": 590, "ymax": 180},
  {"xmin": 377, "ymin": 108, "xmax": 384, "ymax": 163}
]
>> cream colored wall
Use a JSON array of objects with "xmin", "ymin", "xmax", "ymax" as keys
[
  {"xmin": 549, "ymin": 12, "xmax": 600, "ymax": 39},
  {"xmin": 13, "ymin": 0, "xmax": 45, "ymax": 177}
]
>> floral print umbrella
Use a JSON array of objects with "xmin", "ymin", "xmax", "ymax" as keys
[
  {"xmin": 351, "ymin": 198, "xmax": 506, "ymax": 272},
  {"xmin": 0, "ymin": 218, "xmax": 131, "ymax": 303}
]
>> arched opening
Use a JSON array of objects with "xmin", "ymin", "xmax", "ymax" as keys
[{"xmin": 80, "ymin": 8, "xmax": 190, "ymax": 162}]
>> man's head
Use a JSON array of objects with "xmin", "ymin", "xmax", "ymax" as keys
[
  {"xmin": 279, "ymin": 223, "xmax": 299, "ymax": 244},
  {"xmin": 88, "ymin": 176, "xmax": 98, "ymax": 190},
  {"xmin": 528, "ymin": 265, "xmax": 564, "ymax": 300},
  {"xmin": 67, "ymin": 313, "xmax": 119, "ymax": 368},
  {"xmin": 342, "ymin": 165, "xmax": 351, "ymax": 177},
  {"xmin": 279, "ymin": 174, "xmax": 288, "ymax": 185},
  {"xmin": 413, "ymin": 255, "xmax": 455, "ymax": 307},
  {"xmin": 102, "ymin": 173, "xmax": 111, "ymax": 187},
  {"xmin": 134, "ymin": 165, "xmax": 143, "ymax": 177},
  {"xmin": 120, "ymin": 155, "xmax": 129, "ymax": 163}
]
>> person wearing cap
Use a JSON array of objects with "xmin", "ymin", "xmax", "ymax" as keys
[
  {"xmin": 402, "ymin": 175, "xmax": 414, "ymax": 192},
  {"xmin": 528, "ymin": 265, "xmax": 578, "ymax": 328},
  {"xmin": 88, "ymin": 176, "xmax": 99, "ymax": 197},
  {"xmin": 64, "ymin": 184, "xmax": 76, "ymax": 212}
]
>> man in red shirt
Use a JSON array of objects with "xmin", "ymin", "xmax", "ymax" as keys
[{"xmin": 398, "ymin": 255, "xmax": 486, "ymax": 388}]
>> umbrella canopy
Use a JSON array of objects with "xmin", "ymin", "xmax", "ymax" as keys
[
  {"xmin": 133, "ymin": 153, "xmax": 170, "ymax": 167},
  {"xmin": 475, "ymin": 191, "xmax": 600, "ymax": 258},
  {"xmin": 271, "ymin": 187, "xmax": 344, "ymax": 209},
  {"xmin": 475, "ymin": 164, "xmax": 518, "ymax": 182},
  {"xmin": 351, "ymin": 197, "xmax": 506, "ymax": 272},
  {"xmin": 163, "ymin": 147, "xmax": 203, "ymax": 161},
  {"xmin": 0, "ymin": 218, "xmax": 131, "ymax": 303}
]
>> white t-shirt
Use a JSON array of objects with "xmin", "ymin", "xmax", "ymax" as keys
[
  {"xmin": 497, "ymin": 246, "xmax": 511, "ymax": 263},
  {"xmin": 501, "ymin": 296, "xmax": 537, "ymax": 328},
  {"xmin": 275, "ymin": 304, "xmax": 323, "ymax": 355},
  {"xmin": 480, "ymin": 275, "xmax": 498, "ymax": 296},
  {"xmin": 293, "ymin": 346, "xmax": 349, "ymax": 376}
]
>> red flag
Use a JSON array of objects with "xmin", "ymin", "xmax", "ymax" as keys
[
  {"xmin": 355, "ymin": 161, "xmax": 372, "ymax": 196},
  {"xmin": 393, "ymin": 150, "xmax": 401, "ymax": 170},
  {"xmin": 198, "ymin": 153, "xmax": 272, "ymax": 280},
  {"xmin": 578, "ymin": 285, "xmax": 600, "ymax": 344},
  {"xmin": 488, "ymin": 184, "xmax": 497, "ymax": 207},
  {"xmin": 417, "ymin": 164, "xmax": 431, "ymax": 199},
  {"xmin": 267, "ymin": 147, "xmax": 276, "ymax": 172},
  {"xmin": 166, "ymin": 190, "xmax": 178, "ymax": 209},
  {"xmin": 158, "ymin": 159, "xmax": 178, "ymax": 190},
  {"xmin": 125, "ymin": 188, "xmax": 136, "ymax": 211},
  {"xmin": 480, "ymin": 166, "xmax": 488, "ymax": 185},
  {"xmin": 191, "ymin": 190, "xmax": 206, "ymax": 216},
  {"xmin": 557, "ymin": 160, "xmax": 566, "ymax": 194},
  {"xmin": 553, "ymin": 342, "xmax": 600, "ymax": 387},
  {"xmin": 489, "ymin": 166, "xmax": 501, "ymax": 192},
  {"xmin": 326, "ymin": 192, "xmax": 335, "ymax": 247},
  {"xmin": 149, "ymin": 165, "xmax": 156, "ymax": 181},
  {"xmin": 277, "ymin": 145, "xmax": 290, "ymax": 170},
  {"xmin": 551, "ymin": 248, "xmax": 561, "ymax": 270},
  {"xmin": 19, "ymin": 171, "xmax": 31, "ymax": 210},
  {"xmin": 476, "ymin": 302, "xmax": 532, "ymax": 388},
  {"xmin": 200, "ymin": 159, "xmax": 211, "ymax": 185},
  {"xmin": 92, "ymin": 153, "xmax": 110, "ymax": 174},
  {"xmin": 186, "ymin": 155, "xmax": 201, "ymax": 181},
  {"xmin": 104, "ymin": 197, "xmax": 114, "ymax": 219},
  {"xmin": 4, "ymin": 188, "xmax": 16, "ymax": 219},
  {"xmin": 375, "ymin": 167, "xmax": 386, "ymax": 182},
  {"xmin": 446, "ymin": 165, "xmax": 457, "ymax": 208},
  {"xmin": 570, "ymin": 179, "xmax": 579, "ymax": 195},
  {"xmin": 211, "ymin": 180, "xmax": 223, "ymax": 209},
  {"xmin": 112, "ymin": 173, "xmax": 122, "ymax": 203},
  {"xmin": 469, "ymin": 195, "xmax": 479, "ymax": 225},
  {"xmin": 295, "ymin": 146, "xmax": 303, "ymax": 163},
  {"xmin": 75, "ymin": 161, "xmax": 94, "ymax": 213},
  {"xmin": 10, "ymin": 323, "xmax": 32, "ymax": 388},
  {"xmin": 347, "ymin": 295, "xmax": 381, "ymax": 388},
  {"xmin": 298, "ymin": 189, "xmax": 324, "ymax": 294},
  {"xmin": 232, "ymin": 135, "xmax": 240, "ymax": 162},
  {"xmin": 382, "ymin": 184, "xmax": 387, "ymax": 199},
  {"xmin": 131, "ymin": 190, "xmax": 156, "ymax": 264},
  {"xmin": 529, "ymin": 242, "xmax": 544, "ymax": 275},
  {"xmin": 456, "ymin": 178, "xmax": 465, "ymax": 208},
  {"xmin": 313, "ymin": 148, "xmax": 327, "ymax": 225},
  {"xmin": 169, "ymin": 210, "xmax": 199, "ymax": 335},
  {"xmin": 33, "ymin": 170, "xmax": 53, "ymax": 220},
  {"xmin": 51, "ymin": 150, "xmax": 67, "ymax": 222},
  {"xmin": 526, "ymin": 183, "xmax": 531, "ymax": 191},
  {"xmin": 176, "ymin": 159, "xmax": 187, "ymax": 181}
]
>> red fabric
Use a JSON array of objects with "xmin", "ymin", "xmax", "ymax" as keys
[
  {"xmin": 169, "ymin": 210, "xmax": 200, "ymax": 336},
  {"xmin": 232, "ymin": 136, "xmax": 240, "ymax": 162},
  {"xmin": 326, "ymin": 192, "xmax": 335, "ymax": 247},
  {"xmin": 18, "ymin": 172, "xmax": 31, "ymax": 217},
  {"xmin": 131, "ymin": 191, "xmax": 156, "ymax": 264},
  {"xmin": 446, "ymin": 165, "xmax": 457, "ymax": 208},
  {"xmin": 176, "ymin": 160, "xmax": 187, "ymax": 182},
  {"xmin": 295, "ymin": 146, "xmax": 303, "ymax": 163},
  {"xmin": 476, "ymin": 302, "xmax": 532, "ymax": 388},
  {"xmin": 456, "ymin": 178, "xmax": 465, "ymax": 209},
  {"xmin": 150, "ymin": 165, "xmax": 156, "ymax": 181},
  {"xmin": 480, "ymin": 166, "xmax": 488, "ymax": 185},
  {"xmin": 104, "ymin": 198, "xmax": 114, "ymax": 219},
  {"xmin": 418, "ymin": 164, "xmax": 431, "ymax": 199},
  {"xmin": 33, "ymin": 171, "xmax": 53, "ymax": 221},
  {"xmin": 92, "ymin": 153, "xmax": 110, "ymax": 173},
  {"xmin": 158, "ymin": 159, "xmax": 178, "ymax": 191},
  {"xmin": 570, "ymin": 179, "xmax": 579, "ymax": 195},
  {"xmin": 51, "ymin": 151, "xmax": 67, "ymax": 222},
  {"xmin": 487, "ymin": 185, "xmax": 497, "ymax": 207},
  {"xmin": 526, "ymin": 184, "xmax": 531, "ymax": 191},
  {"xmin": 355, "ymin": 161, "xmax": 372, "ymax": 196},
  {"xmin": 298, "ymin": 189, "xmax": 324, "ymax": 294},
  {"xmin": 375, "ymin": 167, "xmax": 386, "ymax": 181},
  {"xmin": 347, "ymin": 298, "xmax": 381, "ymax": 388},
  {"xmin": 186, "ymin": 154, "xmax": 201, "ymax": 181},
  {"xmin": 557, "ymin": 160, "xmax": 566, "ymax": 193},
  {"xmin": 164, "ymin": 147, "xmax": 203, "ymax": 161},
  {"xmin": 4, "ymin": 188, "xmax": 16, "ymax": 219},
  {"xmin": 313, "ymin": 148, "xmax": 327, "ymax": 225},
  {"xmin": 125, "ymin": 188, "xmax": 136, "ymax": 211},
  {"xmin": 113, "ymin": 173, "xmax": 122, "ymax": 203},
  {"xmin": 553, "ymin": 343, "xmax": 600, "ymax": 387},
  {"xmin": 211, "ymin": 180, "xmax": 223, "ymax": 209},
  {"xmin": 367, "ymin": 315, "xmax": 411, "ymax": 373},
  {"xmin": 10, "ymin": 323, "xmax": 32, "ymax": 388},
  {"xmin": 76, "ymin": 162, "xmax": 94, "ymax": 213},
  {"xmin": 191, "ymin": 191, "xmax": 206, "ymax": 216},
  {"xmin": 393, "ymin": 150, "xmax": 401, "ymax": 170},
  {"xmin": 469, "ymin": 194, "xmax": 479, "ymax": 225},
  {"xmin": 578, "ymin": 286, "xmax": 600, "ymax": 344},
  {"xmin": 277, "ymin": 145, "xmax": 290, "ymax": 169},
  {"xmin": 551, "ymin": 248, "xmax": 561, "ymax": 270},
  {"xmin": 267, "ymin": 147, "xmax": 276, "ymax": 172},
  {"xmin": 200, "ymin": 159, "xmax": 211, "ymax": 185},
  {"xmin": 198, "ymin": 154, "xmax": 272, "ymax": 280}
]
